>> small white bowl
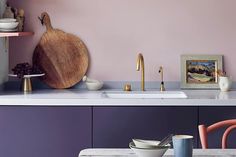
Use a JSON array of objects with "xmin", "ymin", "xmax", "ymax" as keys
[
  {"xmin": 129, "ymin": 142, "xmax": 169, "ymax": 157},
  {"xmin": 0, "ymin": 18, "xmax": 16, "ymax": 23},
  {"xmin": 85, "ymin": 81, "xmax": 103, "ymax": 91},
  {"xmin": 0, "ymin": 22, "xmax": 19, "ymax": 29},
  {"xmin": 133, "ymin": 139, "xmax": 159, "ymax": 148}
]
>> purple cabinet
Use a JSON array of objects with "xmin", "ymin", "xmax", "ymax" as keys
[
  {"xmin": 93, "ymin": 107, "xmax": 198, "ymax": 148},
  {"xmin": 199, "ymin": 107, "xmax": 236, "ymax": 148},
  {"xmin": 4, "ymin": 105, "xmax": 233, "ymax": 156},
  {"xmin": 0, "ymin": 107, "xmax": 92, "ymax": 157}
]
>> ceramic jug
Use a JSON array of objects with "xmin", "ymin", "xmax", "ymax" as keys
[
  {"xmin": 219, "ymin": 76, "xmax": 232, "ymax": 92},
  {"xmin": 3, "ymin": 6, "xmax": 14, "ymax": 18}
]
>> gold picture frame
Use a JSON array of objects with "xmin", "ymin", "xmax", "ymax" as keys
[{"xmin": 181, "ymin": 55, "xmax": 223, "ymax": 89}]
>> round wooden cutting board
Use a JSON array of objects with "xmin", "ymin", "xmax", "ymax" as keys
[{"xmin": 33, "ymin": 12, "xmax": 89, "ymax": 89}]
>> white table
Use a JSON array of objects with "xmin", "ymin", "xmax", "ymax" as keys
[{"xmin": 79, "ymin": 148, "xmax": 236, "ymax": 157}]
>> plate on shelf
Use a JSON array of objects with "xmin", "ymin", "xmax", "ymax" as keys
[
  {"xmin": 0, "ymin": 28, "xmax": 17, "ymax": 32},
  {"xmin": 0, "ymin": 22, "xmax": 18, "ymax": 29},
  {"xmin": 8, "ymin": 73, "xmax": 45, "ymax": 78},
  {"xmin": 0, "ymin": 18, "xmax": 17, "ymax": 23}
]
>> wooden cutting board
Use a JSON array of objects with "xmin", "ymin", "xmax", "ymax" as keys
[{"xmin": 33, "ymin": 12, "xmax": 89, "ymax": 89}]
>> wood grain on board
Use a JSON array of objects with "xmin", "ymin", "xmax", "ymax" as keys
[{"xmin": 33, "ymin": 12, "xmax": 89, "ymax": 89}]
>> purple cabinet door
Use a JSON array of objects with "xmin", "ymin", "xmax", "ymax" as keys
[
  {"xmin": 199, "ymin": 107, "xmax": 236, "ymax": 148},
  {"xmin": 0, "ymin": 107, "xmax": 92, "ymax": 157},
  {"xmin": 93, "ymin": 107, "xmax": 198, "ymax": 148}
]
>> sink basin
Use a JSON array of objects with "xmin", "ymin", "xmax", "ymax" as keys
[{"xmin": 103, "ymin": 91, "xmax": 187, "ymax": 99}]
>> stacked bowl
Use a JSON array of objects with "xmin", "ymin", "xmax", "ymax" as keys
[
  {"xmin": 130, "ymin": 139, "xmax": 170, "ymax": 157},
  {"xmin": 0, "ymin": 18, "xmax": 18, "ymax": 32}
]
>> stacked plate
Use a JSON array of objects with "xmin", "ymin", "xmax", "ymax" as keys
[
  {"xmin": 0, "ymin": 18, "xmax": 18, "ymax": 32},
  {"xmin": 129, "ymin": 139, "xmax": 170, "ymax": 157}
]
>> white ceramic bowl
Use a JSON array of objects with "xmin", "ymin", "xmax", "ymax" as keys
[
  {"xmin": 133, "ymin": 139, "xmax": 160, "ymax": 148},
  {"xmin": 85, "ymin": 81, "xmax": 103, "ymax": 91},
  {"xmin": 129, "ymin": 142, "xmax": 170, "ymax": 157},
  {"xmin": 0, "ymin": 18, "xmax": 17, "ymax": 23},
  {"xmin": 0, "ymin": 22, "xmax": 19, "ymax": 29}
]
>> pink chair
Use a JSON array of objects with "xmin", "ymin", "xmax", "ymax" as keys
[{"xmin": 199, "ymin": 119, "xmax": 236, "ymax": 149}]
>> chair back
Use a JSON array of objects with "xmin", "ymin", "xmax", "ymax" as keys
[{"xmin": 199, "ymin": 119, "xmax": 236, "ymax": 149}]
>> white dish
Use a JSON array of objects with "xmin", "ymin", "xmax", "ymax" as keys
[
  {"xmin": 133, "ymin": 139, "xmax": 171, "ymax": 149},
  {"xmin": 133, "ymin": 139, "xmax": 159, "ymax": 148},
  {"xmin": 0, "ymin": 28, "xmax": 17, "ymax": 32},
  {"xmin": 0, "ymin": 18, "xmax": 17, "ymax": 23},
  {"xmin": 83, "ymin": 75, "xmax": 103, "ymax": 91},
  {"xmin": 0, "ymin": 22, "xmax": 19, "ymax": 29},
  {"xmin": 130, "ymin": 142, "xmax": 169, "ymax": 157}
]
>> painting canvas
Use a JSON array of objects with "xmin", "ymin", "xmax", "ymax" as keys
[
  {"xmin": 181, "ymin": 55, "xmax": 223, "ymax": 89},
  {"xmin": 186, "ymin": 60, "xmax": 217, "ymax": 84}
]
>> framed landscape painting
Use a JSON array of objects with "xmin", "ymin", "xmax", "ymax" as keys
[{"xmin": 181, "ymin": 55, "xmax": 223, "ymax": 89}]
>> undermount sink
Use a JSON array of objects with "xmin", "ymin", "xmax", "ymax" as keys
[{"xmin": 103, "ymin": 91, "xmax": 187, "ymax": 99}]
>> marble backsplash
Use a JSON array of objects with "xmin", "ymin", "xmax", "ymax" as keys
[{"xmin": 2, "ymin": 80, "xmax": 236, "ymax": 91}]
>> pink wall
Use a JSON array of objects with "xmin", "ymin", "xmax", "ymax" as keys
[{"xmin": 8, "ymin": 0, "xmax": 236, "ymax": 81}]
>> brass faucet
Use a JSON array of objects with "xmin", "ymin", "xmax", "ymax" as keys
[
  {"xmin": 136, "ymin": 53, "xmax": 145, "ymax": 91},
  {"xmin": 159, "ymin": 66, "xmax": 165, "ymax": 91}
]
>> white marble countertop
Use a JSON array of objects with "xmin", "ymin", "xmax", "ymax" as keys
[
  {"xmin": 0, "ymin": 89, "xmax": 236, "ymax": 106},
  {"xmin": 79, "ymin": 148, "xmax": 236, "ymax": 157}
]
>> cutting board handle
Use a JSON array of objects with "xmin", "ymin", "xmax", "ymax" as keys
[{"xmin": 39, "ymin": 12, "xmax": 53, "ymax": 31}]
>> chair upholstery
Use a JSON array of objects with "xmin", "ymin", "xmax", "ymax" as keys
[{"xmin": 199, "ymin": 119, "xmax": 236, "ymax": 149}]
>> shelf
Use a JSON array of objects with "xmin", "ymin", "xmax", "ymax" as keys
[{"xmin": 0, "ymin": 32, "xmax": 34, "ymax": 37}]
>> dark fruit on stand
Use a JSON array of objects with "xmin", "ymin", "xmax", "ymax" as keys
[{"xmin": 12, "ymin": 63, "xmax": 43, "ymax": 79}]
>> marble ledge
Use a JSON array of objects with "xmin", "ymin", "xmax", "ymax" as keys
[{"xmin": 0, "ymin": 89, "xmax": 235, "ymax": 106}]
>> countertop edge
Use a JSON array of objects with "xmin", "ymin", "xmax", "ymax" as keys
[{"xmin": 0, "ymin": 89, "xmax": 235, "ymax": 106}]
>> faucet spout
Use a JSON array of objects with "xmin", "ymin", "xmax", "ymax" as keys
[
  {"xmin": 159, "ymin": 66, "xmax": 164, "ymax": 82},
  {"xmin": 159, "ymin": 66, "xmax": 165, "ymax": 91},
  {"xmin": 136, "ymin": 53, "xmax": 145, "ymax": 91}
]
